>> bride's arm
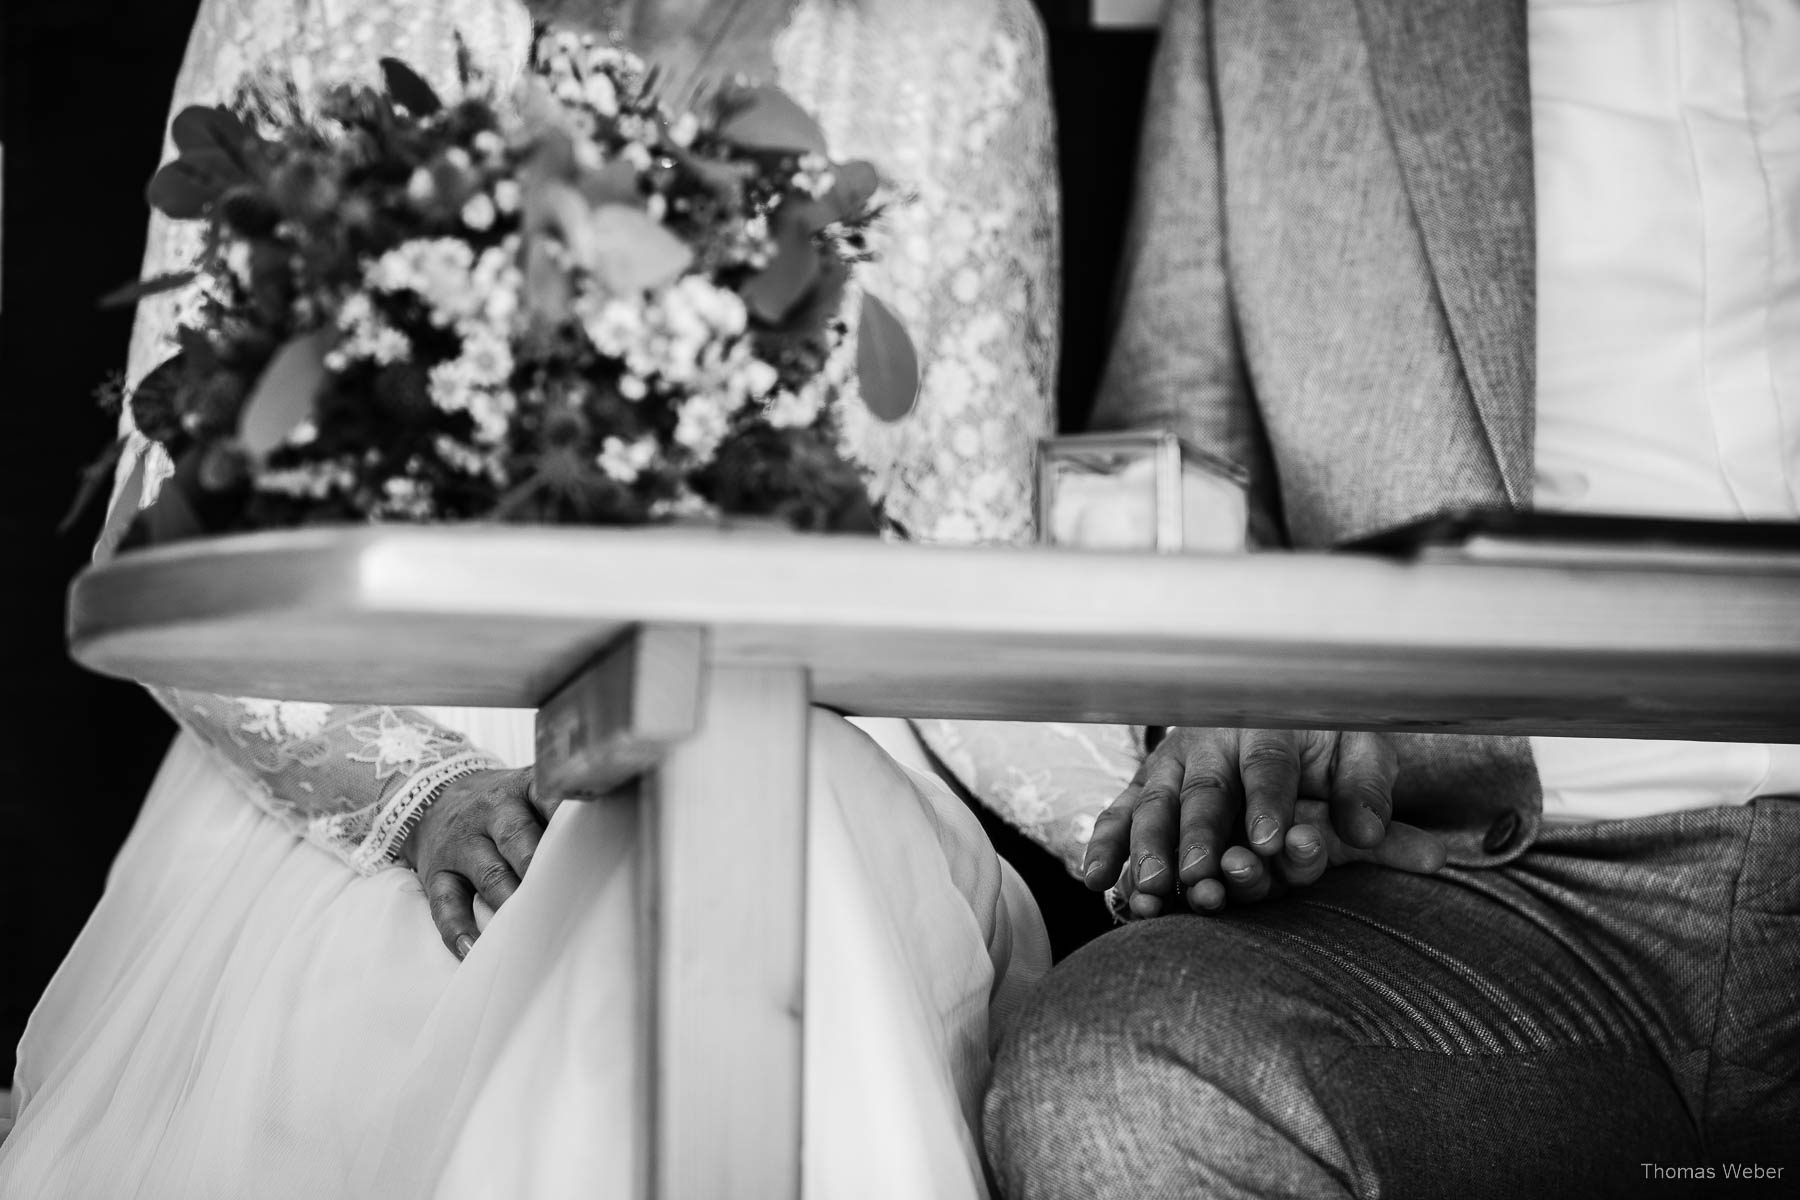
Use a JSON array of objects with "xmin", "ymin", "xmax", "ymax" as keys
[
  {"xmin": 93, "ymin": 0, "xmax": 534, "ymax": 876},
  {"xmin": 99, "ymin": 377, "xmax": 507, "ymax": 877},
  {"xmin": 815, "ymin": 0, "xmax": 1141, "ymax": 877}
]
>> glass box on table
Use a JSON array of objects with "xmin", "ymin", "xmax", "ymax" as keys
[{"xmin": 1037, "ymin": 432, "xmax": 1250, "ymax": 552}]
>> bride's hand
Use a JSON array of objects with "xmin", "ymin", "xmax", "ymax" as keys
[
  {"xmin": 1082, "ymin": 728, "xmax": 1446, "ymax": 918},
  {"xmin": 400, "ymin": 766, "xmax": 554, "ymax": 959}
]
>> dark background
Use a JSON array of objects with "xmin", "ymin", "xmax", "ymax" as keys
[{"xmin": 2, "ymin": 0, "xmax": 1156, "ymax": 1080}]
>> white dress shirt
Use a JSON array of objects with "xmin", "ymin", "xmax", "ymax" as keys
[{"xmin": 1528, "ymin": 0, "xmax": 1800, "ymax": 820}]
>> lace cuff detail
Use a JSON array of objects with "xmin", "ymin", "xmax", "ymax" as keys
[
  {"xmin": 914, "ymin": 719, "xmax": 1145, "ymax": 880},
  {"xmin": 348, "ymin": 749, "xmax": 506, "ymax": 874}
]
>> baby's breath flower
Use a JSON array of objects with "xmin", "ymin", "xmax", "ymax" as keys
[
  {"xmin": 672, "ymin": 394, "xmax": 732, "ymax": 462},
  {"xmin": 462, "ymin": 193, "xmax": 497, "ymax": 231},
  {"xmin": 473, "ymin": 130, "xmax": 506, "ymax": 162},
  {"xmin": 793, "ymin": 154, "xmax": 836, "ymax": 199},
  {"xmin": 224, "ymin": 239, "xmax": 254, "ymax": 287},
  {"xmin": 377, "ymin": 476, "xmax": 435, "ymax": 520},
  {"xmin": 598, "ymin": 435, "xmax": 660, "ymax": 484},
  {"xmin": 367, "ymin": 239, "xmax": 480, "ymax": 325},
  {"xmin": 738, "ymin": 358, "xmax": 780, "ymax": 400},
  {"xmin": 256, "ymin": 461, "xmax": 355, "ymax": 500},
  {"xmin": 333, "ymin": 291, "xmax": 412, "ymax": 365},
  {"xmin": 649, "ymin": 487, "xmax": 717, "ymax": 521},
  {"xmin": 764, "ymin": 387, "xmax": 825, "ymax": 430},
  {"xmin": 583, "ymin": 73, "xmax": 619, "ymax": 116}
]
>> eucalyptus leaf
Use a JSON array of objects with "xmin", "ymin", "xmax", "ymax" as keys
[
  {"xmin": 128, "ymin": 352, "xmax": 192, "ymax": 444},
  {"xmin": 239, "ymin": 330, "xmax": 330, "ymax": 456},
  {"xmin": 741, "ymin": 213, "xmax": 820, "ymax": 324},
  {"xmin": 169, "ymin": 106, "xmax": 257, "ymax": 170},
  {"xmin": 584, "ymin": 205, "xmax": 694, "ymax": 295},
  {"xmin": 857, "ymin": 293, "xmax": 920, "ymax": 422},
  {"xmin": 826, "ymin": 160, "xmax": 880, "ymax": 221},
  {"xmin": 672, "ymin": 147, "xmax": 757, "ymax": 200},
  {"xmin": 717, "ymin": 85, "xmax": 829, "ymax": 156},
  {"xmin": 579, "ymin": 159, "xmax": 643, "ymax": 209},
  {"xmin": 380, "ymin": 57, "xmax": 444, "ymax": 116},
  {"xmin": 147, "ymin": 160, "xmax": 224, "ymax": 219}
]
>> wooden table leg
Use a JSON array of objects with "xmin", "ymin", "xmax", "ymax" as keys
[
  {"xmin": 537, "ymin": 630, "xmax": 810, "ymax": 1198},
  {"xmin": 649, "ymin": 663, "xmax": 810, "ymax": 1199}
]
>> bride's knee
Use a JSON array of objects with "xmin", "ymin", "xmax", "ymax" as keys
[{"xmin": 982, "ymin": 918, "xmax": 1355, "ymax": 1197}]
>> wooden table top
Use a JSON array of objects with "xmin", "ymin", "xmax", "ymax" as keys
[{"xmin": 67, "ymin": 526, "xmax": 1800, "ymax": 741}]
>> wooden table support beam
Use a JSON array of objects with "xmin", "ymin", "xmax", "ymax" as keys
[
  {"xmin": 650, "ymin": 663, "xmax": 810, "ymax": 1199},
  {"xmin": 534, "ymin": 628, "xmax": 811, "ymax": 1198}
]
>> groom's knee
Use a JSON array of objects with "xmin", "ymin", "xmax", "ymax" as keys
[{"xmin": 982, "ymin": 917, "xmax": 1356, "ymax": 1199}]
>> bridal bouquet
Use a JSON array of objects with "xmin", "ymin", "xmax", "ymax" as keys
[{"xmin": 84, "ymin": 31, "xmax": 918, "ymax": 546}]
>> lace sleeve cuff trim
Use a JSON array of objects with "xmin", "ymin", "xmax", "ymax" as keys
[{"xmin": 349, "ymin": 749, "xmax": 505, "ymax": 875}]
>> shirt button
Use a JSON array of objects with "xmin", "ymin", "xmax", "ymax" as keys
[{"xmin": 1482, "ymin": 811, "xmax": 1522, "ymax": 855}]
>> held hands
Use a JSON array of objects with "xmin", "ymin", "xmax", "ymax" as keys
[
  {"xmin": 1083, "ymin": 728, "xmax": 1447, "ymax": 918},
  {"xmin": 400, "ymin": 766, "xmax": 557, "ymax": 959}
]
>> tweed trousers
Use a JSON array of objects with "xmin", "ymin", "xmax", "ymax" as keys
[{"xmin": 984, "ymin": 797, "xmax": 1800, "ymax": 1199}]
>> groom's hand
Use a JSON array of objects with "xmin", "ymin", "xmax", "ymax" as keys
[
  {"xmin": 400, "ymin": 766, "xmax": 555, "ymax": 959},
  {"xmin": 1082, "ymin": 728, "xmax": 1446, "ymax": 918}
]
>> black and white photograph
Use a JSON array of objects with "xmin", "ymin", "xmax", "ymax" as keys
[{"xmin": 3, "ymin": 0, "xmax": 1797, "ymax": 1195}]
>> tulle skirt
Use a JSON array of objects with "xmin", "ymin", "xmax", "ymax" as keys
[{"xmin": 2, "ymin": 707, "xmax": 1047, "ymax": 1198}]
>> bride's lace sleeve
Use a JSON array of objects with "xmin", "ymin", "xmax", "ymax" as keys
[
  {"xmin": 100, "ymin": 0, "xmax": 532, "ymax": 874},
  {"xmin": 779, "ymin": 0, "xmax": 1057, "ymax": 543},
  {"xmin": 779, "ymin": 0, "xmax": 1143, "ymax": 878}
]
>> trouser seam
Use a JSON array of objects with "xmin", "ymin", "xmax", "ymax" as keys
[{"xmin": 1694, "ymin": 810, "xmax": 1757, "ymax": 1149}]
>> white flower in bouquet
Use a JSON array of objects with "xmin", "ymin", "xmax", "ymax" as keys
[
  {"xmin": 579, "ymin": 293, "xmax": 647, "ymax": 360},
  {"xmin": 673, "ymin": 394, "xmax": 735, "ymax": 463},
  {"xmin": 329, "ymin": 292, "xmax": 410, "ymax": 368},
  {"xmin": 598, "ymin": 435, "xmax": 659, "ymax": 484},
  {"xmin": 456, "ymin": 325, "xmax": 514, "ymax": 388},
  {"xmin": 461, "ymin": 193, "xmax": 498, "ymax": 231},
  {"xmin": 89, "ymin": 27, "xmax": 920, "ymax": 545},
  {"xmin": 378, "ymin": 476, "xmax": 436, "ymax": 520},
  {"xmin": 367, "ymin": 238, "xmax": 481, "ymax": 326},
  {"xmin": 764, "ymin": 386, "xmax": 827, "ymax": 430}
]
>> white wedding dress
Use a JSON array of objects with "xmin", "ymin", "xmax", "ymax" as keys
[{"xmin": 1, "ymin": 2, "xmax": 1144, "ymax": 1196}]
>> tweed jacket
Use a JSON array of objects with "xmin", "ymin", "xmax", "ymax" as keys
[{"xmin": 1092, "ymin": 0, "xmax": 1547, "ymax": 861}]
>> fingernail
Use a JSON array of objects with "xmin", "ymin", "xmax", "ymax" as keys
[
  {"xmin": 1290, "ymin": 837, "xmax": 1320, "ymax": 859},
  {"xmin": 1138, "ymin": 856, "xmax": 1167, "ymax": 888},
  {"xmin": 1250, "ymin": 816, "xmax": 1278, "ymax": 845},
  {"xmin": 1083, "ymin": 860, "xmax": 1111, "ymax": 887},
  {"xmin": 1179, "ymin": 847, "xmax": 1207, "ymax": 875},
  {"xmin": 455, "ymin": 935, "xmax": 475, "ymax": 960},
  {"xmin": 1227, "ymin": 862, "xmax": 1255, "ymax": 879}
]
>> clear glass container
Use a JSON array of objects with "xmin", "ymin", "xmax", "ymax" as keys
[{"xmin": 1037, "ymin": 432, "xmax": 1250, "ymax": 552}]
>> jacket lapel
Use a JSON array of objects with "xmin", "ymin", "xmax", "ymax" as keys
[{"xmin": 1353, "ymin": 0, "xmax": 1536, "ymax": 507}]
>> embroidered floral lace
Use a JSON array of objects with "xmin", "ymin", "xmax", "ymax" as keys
[{"xmin": 113, "ymin": 0, "xmax": 1133, "ymax": 879}]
